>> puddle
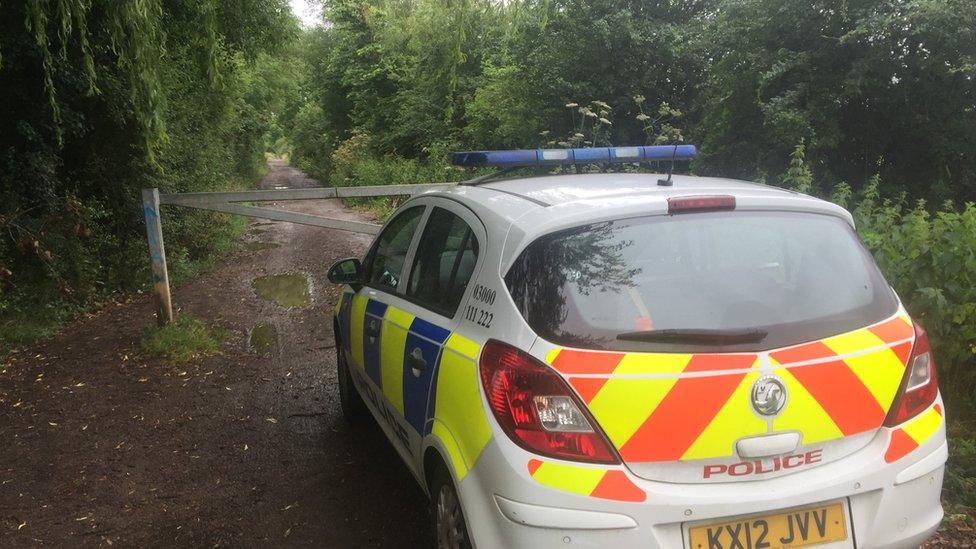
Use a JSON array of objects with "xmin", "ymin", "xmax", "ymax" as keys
[
  {"xmin": 249, "ymin": 323, "xmax": 278, "ymax": 354},
  {"xmin": 252, "ymin": 273, "xmax": 311, "ymax": 308},
  {"xmin": 243, "ymin": 242, "xmax": 280, "ymax": 252}
]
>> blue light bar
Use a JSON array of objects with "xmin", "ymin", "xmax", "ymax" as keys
[{"xmin": 451, "ymin": 145, "xmax": 697, "ymax": 168}]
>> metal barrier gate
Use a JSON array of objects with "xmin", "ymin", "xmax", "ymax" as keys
[{"xmin": 141, "ymin": 184, "xmax": 452, "ymax": 326}]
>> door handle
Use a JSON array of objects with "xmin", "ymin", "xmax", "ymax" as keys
[
  {"xmin": 408, "ymin": 347, "xmax": 427, "ymax": 377},
  {"xmin": 366, "ymin": 319, "xmax": 380, "ymax": 339}
]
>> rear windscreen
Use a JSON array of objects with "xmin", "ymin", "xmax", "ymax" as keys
[{"xmin": 505, "ymin": 211, "xmax": 898, "ymax": 352}]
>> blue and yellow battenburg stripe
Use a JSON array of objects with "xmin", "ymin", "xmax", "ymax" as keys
[
  {"xmin": 435, "ymin": 332, "xmax": 492, "ymax": 480},
  {"xmin": 339, "ymin": 292, "xmax": 491, "ymax": 480}
]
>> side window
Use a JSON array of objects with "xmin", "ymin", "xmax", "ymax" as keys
[
  {"xmin": 365, "ymin": 206, "xmax": 424, "ymax": 292},
  {"xmin": 406, "ymin": 207, "xmax": 480, "ymax": 317}
]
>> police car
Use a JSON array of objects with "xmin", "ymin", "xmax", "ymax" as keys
[{"xmin": 327, "ymin": 145, "xmax": 946, "ymax": 549}]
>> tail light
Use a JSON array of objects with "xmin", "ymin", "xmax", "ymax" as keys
[
  {"xmin": 479, "ymin": 340, "xmax": 619, "ymax": 464},
  {"xmin": 884, "ymin": 322, "xmax": 939, "ymax": 427}
]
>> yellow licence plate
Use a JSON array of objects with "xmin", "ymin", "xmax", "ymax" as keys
[{"xmin": 688, "ymin": 501, "xmax": 848, "ymax": 549}]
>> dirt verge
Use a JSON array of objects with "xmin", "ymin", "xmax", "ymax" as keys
[{"xmin": 0, "ymin": 161, "xmax": 428, "ymax": 547}]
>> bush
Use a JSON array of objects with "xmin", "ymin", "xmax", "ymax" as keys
[
  {"xmin": 327, "ymin": 131, "xmax": 477, "ymax": 217},
  {"xmin": 846, "ymin": 179, "xmax": 976, "ymax": 411},
  {"xmin": 778, "ymin": 144, "xmax": 976, "ymax": 412},
  {"xmin": 945, "ymin": 425, "xmax": 976, "ymax": 510},
  {"xmin": 290, "ymin": 103, "xmax": 335, "ymax": 182}
]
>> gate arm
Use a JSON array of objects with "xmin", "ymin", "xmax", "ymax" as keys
[
  {"xmin": 157, "ymin": 183, "xmax": 457, "ymax": 235},
  {"xmin": 173, "ymin": 201, "xmax": 383, "ymax": 235},
  {"xmin": 158, "ymin": 183, "xmax": 455, "ymax": 206},
  {"xmin": 143, "ymin": 182, "xmax": 454, "ymax": 325}
]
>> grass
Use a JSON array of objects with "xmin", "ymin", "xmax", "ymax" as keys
[
  {"xmin": 0, "ymin": 288, "xmax": 91, "ymax": 356},
  {"xmin": 0, "ymin": 308, "xmax": 70, "ymax": 356},
  {"xmin": 141, "ymin": 315, "xmax": 224, "ymax": 363}
]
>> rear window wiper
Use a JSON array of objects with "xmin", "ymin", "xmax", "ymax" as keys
[{"xmin": 616, "ymin": 328, "xmax": 768, "ymax": 345}]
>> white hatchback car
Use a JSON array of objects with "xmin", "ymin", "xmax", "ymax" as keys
[{"xmin": 328, "ymin": 146, "xmax": 946, "ymax": 549}]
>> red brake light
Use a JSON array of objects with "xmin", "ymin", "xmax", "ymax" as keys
[
  {"xmin": 479, "ymin": 340, "xmax": 619, "ymax": 464},
  {"xmin": 667, "ymin": 195, "xmax": 736, "ymax": 214},
  {"xmin": 884, "ymin": 322, "xmax": 939, "ymax": 427}
]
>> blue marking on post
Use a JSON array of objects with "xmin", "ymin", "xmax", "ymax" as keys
[{"xmin": 143, "ymin": 206, "xmax": 164, "ymax": 268}]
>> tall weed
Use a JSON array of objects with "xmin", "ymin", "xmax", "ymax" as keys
[{"xmin": 848, "ymin": 178, "xmax": 976, "ymax": 411}]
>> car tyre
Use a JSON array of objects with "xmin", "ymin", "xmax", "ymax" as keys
[
  {"xmin": 336, "ymin": 343, "xmax": 367, "ymax": 424},
  {"xmin": 430, "ymin": 465, "xmax": 471, "ymax": 549}
]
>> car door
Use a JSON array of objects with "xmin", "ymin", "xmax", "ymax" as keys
[
  {"xmin": 376, "ymin": 198, "xmax": 485, "ymax": 469},
  {"xmin": 345, "ymin": 205, "xmax": 426, "ymax": 457}
]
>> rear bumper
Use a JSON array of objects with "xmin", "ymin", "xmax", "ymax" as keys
[{"xmin": 460, "ymin": 432, "xmax": 946, "ymax": 549}]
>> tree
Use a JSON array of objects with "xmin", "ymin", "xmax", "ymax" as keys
[
  {"xmin": 0, "ymin": 0, "xmax": 301, "ymax": 336},
  {"xmin": 696, "ymin": 0, "xmax": 976, "ymax": 200}
]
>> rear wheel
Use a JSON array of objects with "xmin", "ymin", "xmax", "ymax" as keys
[
  {"xmin": 430, "ymin": 466, "xmax": 471, "ymax": 549},
  {"xmin": 336, "ymin": 341, "xmax": 367, "ymax": 424}
]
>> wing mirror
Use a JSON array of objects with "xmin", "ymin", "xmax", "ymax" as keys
[{"xmin": 327, "ymin": 258, "xmax": 364, "ymax": 287}]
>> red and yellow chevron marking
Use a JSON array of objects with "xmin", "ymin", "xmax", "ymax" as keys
[
  {"xmin": 546, "ymin": 314, "xmax": 915, "ymax": 462},
  {"xmin": 526, "ymin": 459, "xmax": 645, "ymax": 502},
  {"xmin": 771, "ymin": 315, "xmax": 913, "ymax": 441},
  {"xmin": 885, "ymin": 404, "xmax": 943, "ymax": 463}
]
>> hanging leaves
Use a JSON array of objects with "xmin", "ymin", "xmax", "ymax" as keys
[{"xmin": 10, "ymin": 0, "xmax": 226, "ymax": 162}]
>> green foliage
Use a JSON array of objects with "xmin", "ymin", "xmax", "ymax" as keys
[
  {"xmin": 945, "ymin": 426, "xmax": 976, "ymax": 510},
  {"xmin": 784, "ymin": 140, "xmax": 814, "ymax": 194},
  {"xmin": 842, "ymin": 179, "xmax": 976, "ymax": 409},
  {"xmin": 0, "ymin": 298, "xmax": 80, "ymax": 356},
  {"xmin": 543, "ymin": 100, "xmax": 615, "ymax": 148},
  {"xmin": 291, "ymin": 0, "xmax": 707, "ymax": 164},
  {"xmin": 463, "ymin": 63, "xmax": 543, "ymax": 148},
  {"xmin": 696, "ymin": 0, "xmax": 976, "ymax": 202},
  {"xmin": 832, "ymin": 182, "xmax": 976, "ymax": 509},
  {"xmin": 291, "ymin": 103, "xmax": 336, "ymax": 181},
  {"xmin": 141, "ymin": 315, "xmax": 224, "ymax": 363},
  {"xmin": 0, "ymin": 0, "xmax": 301, "ymax": 351},
  {"xmin": 327, "ymin": 130, "xmax": 476, "ymax": 216},
  {"xmin": 18, "ymin": 0, "xmax": 167, "ymax": 155},
  {"xmin": 634, "ymin": 97, "xmax": 684, "ymax": 146}
]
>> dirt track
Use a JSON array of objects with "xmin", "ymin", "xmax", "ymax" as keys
[{"xmin": 0, "ymin": 161, "xmax": 429, "ymax": 547}]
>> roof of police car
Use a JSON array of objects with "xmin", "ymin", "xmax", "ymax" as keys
[
  {"xmin": 476, "ymin": 172, "xmax": 794, "ymax": 206},
  {"xmin": 428, "ymin": 172, "xmax": 851, "ymax": 229},
  {"xmin": 424, "ymin": 172, "xmax": 852, "ymax": 264}
]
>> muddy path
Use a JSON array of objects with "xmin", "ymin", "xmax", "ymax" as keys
[{"xmin": 0, "ymin": 160, "xmax": 428, "ymax": 547}]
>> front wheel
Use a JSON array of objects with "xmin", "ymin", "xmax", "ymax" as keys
[
  {"xmin": 336, "ymin": 343, "xmax": 367, "ymax": 424},
  {"xmin": 430, "ymin": 466, "xmax": 471, "ymax": 549}
]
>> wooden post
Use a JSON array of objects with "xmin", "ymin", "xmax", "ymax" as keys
[{"xmin": 142, "ymin": 188, "xmax": 174, "ymax": 326}]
